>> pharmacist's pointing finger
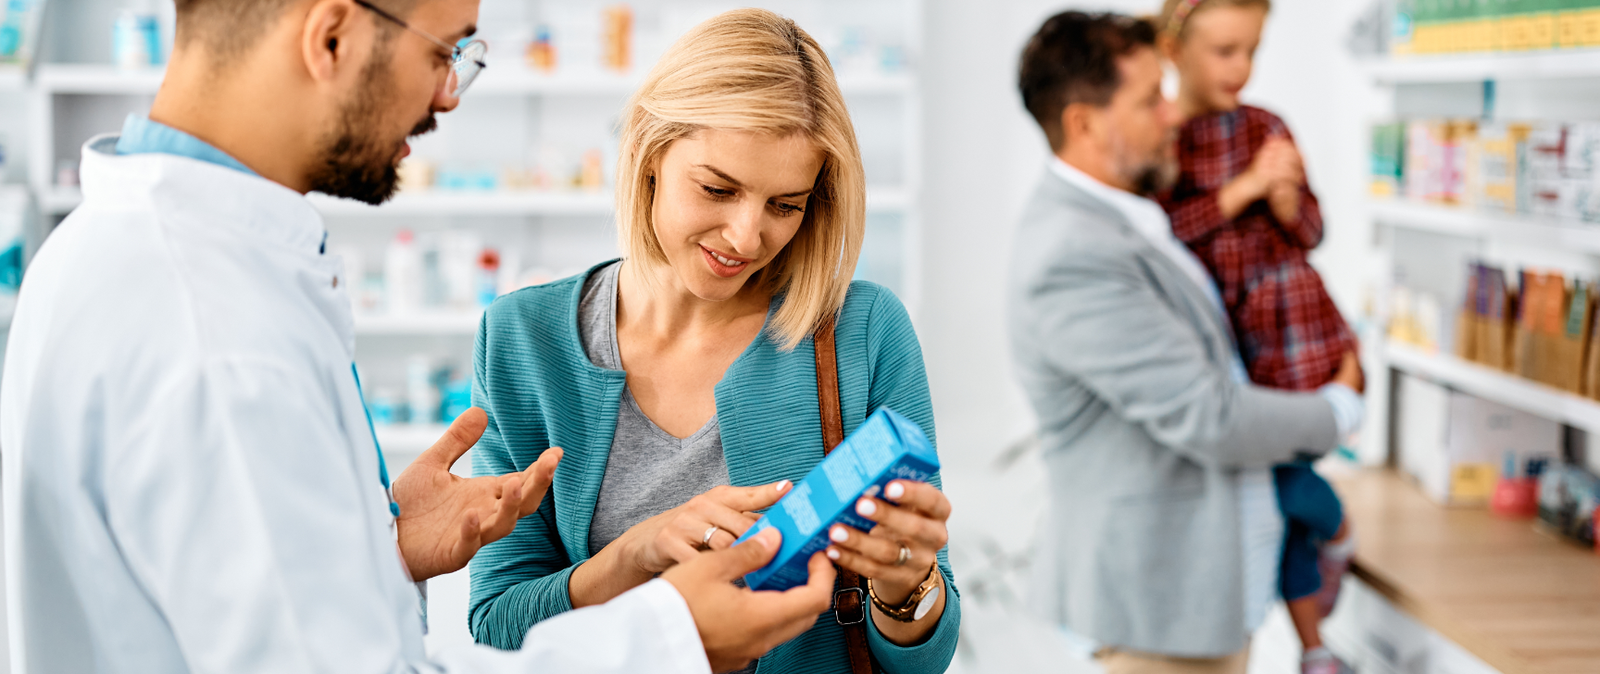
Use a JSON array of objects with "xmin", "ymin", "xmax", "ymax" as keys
[
  {"xmin": 710, "ymin": 528, "xmax": 783, "ymax": 582},
  {"xmin": 882, "ymin": 480, "xmax": 952, "ymax": 521}
]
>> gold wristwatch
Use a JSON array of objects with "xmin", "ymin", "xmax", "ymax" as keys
[{"xmin": 867, "ymin": 565, "xmax": 942, "ymax": 622}]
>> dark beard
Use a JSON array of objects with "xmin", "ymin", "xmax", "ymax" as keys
[
  {"xmin": 1130, "ymin": 160, "xmax": 1179, "ymax": 198},
  {"xmin": 307, "ymin": 56, "xmax": 438, "ymax": 205}
]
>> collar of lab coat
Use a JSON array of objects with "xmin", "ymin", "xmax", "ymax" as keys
[{"xmin": 79, "ymin": 134, "xmax": 327, "ymax": 257}]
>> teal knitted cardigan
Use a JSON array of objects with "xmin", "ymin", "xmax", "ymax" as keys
[{"xmin": 466, "ymin": 261, "xmax": 960, "ymax": 674}]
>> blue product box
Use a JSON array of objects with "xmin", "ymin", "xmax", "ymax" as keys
[{"xmin": 735, "ymin": 407, "xmax": 939, "ymax": 591}]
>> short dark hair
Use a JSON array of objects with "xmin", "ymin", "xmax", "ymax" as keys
[
  {"xmin": 1018, "ymin": 11, "xmax": 1157, "ymax": 151},
  {"xmin": 174, "ymin": 0, "xmax": 416, "ymax": 67}
]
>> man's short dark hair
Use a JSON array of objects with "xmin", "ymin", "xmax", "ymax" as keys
[
  {"xmin": 1018, "ymin": 11, "xmax": 1157, "ymax": 151},
  {"xmin": 174, "ymin": 0, "xmax": 416, "ymax": 67}
]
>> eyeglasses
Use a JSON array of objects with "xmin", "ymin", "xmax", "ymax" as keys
[{"xmin": 352, "ymin": 0, "xmax": 487, "ymax": 98}]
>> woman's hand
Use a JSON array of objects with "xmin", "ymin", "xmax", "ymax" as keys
[
  {"xmin": 571, "ymin": 481, "xmax": 792, "ymax": 609},
  {"xmin": 621, "ymin": 481, "xmax": 792, "ymax": 575},
  {"xmin": 823, "ymin": 479, "xmax": 952, "ymax": 644}
]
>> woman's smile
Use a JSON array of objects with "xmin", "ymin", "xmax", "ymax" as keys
[{"xmin": 700, "ymin": 244, "xmax": 753, "ymax": 278}]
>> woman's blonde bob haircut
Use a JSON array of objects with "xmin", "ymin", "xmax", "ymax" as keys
[{"xmin": 615, "ymin": 8, "xmax": 866, "ymax": 350}]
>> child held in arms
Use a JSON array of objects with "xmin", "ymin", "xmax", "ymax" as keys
[{"xmin": 1157, "ymin": 2, "xmax": 1358, "ymax": 673}]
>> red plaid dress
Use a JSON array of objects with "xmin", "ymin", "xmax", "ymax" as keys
[{"xmin": 1158, "ymin": 105, "xmax": 1355, "ymax": 392}]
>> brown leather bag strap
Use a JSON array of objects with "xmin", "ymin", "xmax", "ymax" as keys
[{"xmin": 813, "ymin": 316, "xmax": 875, "ymax": 674}]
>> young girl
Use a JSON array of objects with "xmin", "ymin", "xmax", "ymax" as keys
[{"xmin": 1158, "ymin": 2, "xmax": 1357, "ymax": 673}]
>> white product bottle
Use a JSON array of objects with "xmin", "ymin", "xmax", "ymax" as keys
[
  {"xmin": 439, "ymin": 230, "xmax": 482, "ymax": 311},
  {"xmin": 405, "ymin": 354, "xmax": 438, "ymax": 426},
  {"xmin": 385, "ymin": 229, "xmax": 422, "ymax": 316}
]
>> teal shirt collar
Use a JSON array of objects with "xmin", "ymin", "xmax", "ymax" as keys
[{"xmin": 114, "ymin": 114, "xmax": 258, "ymax": 177}]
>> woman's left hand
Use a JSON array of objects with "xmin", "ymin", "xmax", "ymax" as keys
[{"xmin": 824, "ymin": 480, "xmax": 951, "ymax": 606}]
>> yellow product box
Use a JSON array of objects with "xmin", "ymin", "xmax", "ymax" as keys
[
  {"xmin": 1450, "ymin": 464, "xmax": 1499, "ymax": 502},
  {"xmin": 1439, "ymin": 21, "xmax": 1464, "ymax": 53},
  {"xmin": 1579, "ymin": 8, "xmax": 1600, "ymax": 47},
  {"xmin": 1414, "ymin": 23, "xmax": 1444, "ymax": 53},
  {"xmin": 1485, "ymin": 15, "xmax": 1507, "ymax": 52},
  {"xmin": 1558, "ymin": 10, "xmax": 1584, "ymax": 48},
  {"xmin": 1504, "ymin": 14, "xmax": 1538, "ymax": 50},
  {"xmin": 1529, "ymin": 12, "xmax": 1557, "ymax": 50},
  {"xmin": 1473, "ymin": 123, "xmax": 1531, "ymax": 213},
  {"xmin": 1466, "ymin": 18, "xmax": 1496, "ymax": 52}
]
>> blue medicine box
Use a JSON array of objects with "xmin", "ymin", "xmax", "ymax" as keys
[{"xmin": 735, "ymin": 407, "xmax": 940, "ymax": 591}]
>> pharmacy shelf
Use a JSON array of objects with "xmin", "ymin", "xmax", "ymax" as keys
[
  {"xmin": 0, "ymin": 65, "xmax": 26, "ymax": 91},
  {"xmin": 1364, "ymin": 49, "xmax": 1600, "ymax": 83},
  {"xmin": 376, "ymin": 423, "xmax": 447, "ymax": 456},
  {"xmin": 311, "ymin": 191, "xmax": 613, "ymax": 217},
  {"xmin": 353, "ymin": 311, "xmax": 481, "ymax": 336},
  {"xmin": 45, "ymin": 186, "xmax": 912, "ymax": 217},
  {"xmin": 1383, "ymin": 341, "xmax": 1600, "ymax": 435},
  {"xmin": 1371, "ymin": 199, "xmax": 1600, "ymax": 253},
  {"xmin": 38, "ymin": 187, "xmax": 80, "ymax": 215},
  {"xmin": 35, "ymin": 63, "xmax": 163, "ymax": 94},
  {"xmin": 28, "ymin": 63, "xmax": 913, "ymax": 97}
]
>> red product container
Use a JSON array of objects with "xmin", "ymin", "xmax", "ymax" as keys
[{"xmin": 1490, "ymin": 477, "xmax": 1539, "ymax": 519}]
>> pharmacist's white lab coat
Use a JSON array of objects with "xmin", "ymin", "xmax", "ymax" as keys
[{"xmin": 0, "ymin": 136, "xmax": 709, "ymax": 674}]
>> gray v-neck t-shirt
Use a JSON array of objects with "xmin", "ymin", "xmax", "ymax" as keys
[{"xmin": 581, "ymin": 262, "xmax": 734, "ymax": 557}]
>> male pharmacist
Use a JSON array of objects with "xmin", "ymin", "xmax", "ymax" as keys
[
  {"xmin": 0, "ymin": 1, "xmax": 834, "ymax": 672},
  {"xmin": 1006, "ymin": 12, "xmax": 1364, "ymax": 674}
]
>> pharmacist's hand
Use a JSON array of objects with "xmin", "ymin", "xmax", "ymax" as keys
[
  {"xmin": 825, "ymin": 480, "xmax": 951, "ymax": 605},
  {"xmin": 663, "ymin": 529, "xmax": 835, "ymax": 673},
  {"xmin": 1332, "ymin": 350, "xmax": 1365, "ymax": 395},
  {"xmin": 393, "ymin": 407, "xmax": 563, "ymax": 581},
  {"xmin": 621, "ymin": 481, "xmax": 792, "ymax": 576}
]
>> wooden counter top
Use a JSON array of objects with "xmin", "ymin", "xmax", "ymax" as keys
[{"xmin": 1332, "ymin": 469, "xmax": 1600, "ymax": 674}]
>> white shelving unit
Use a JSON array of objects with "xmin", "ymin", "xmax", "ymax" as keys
[
  {"xmin": 354, "ymin": 311, "xmax": 482, "ymax": 336},
  {"xmin": 0, "ymin": 65, "xmax": 25, "ymax": 91},
  {"xmin": 1372, "ymin": 200, "xmax": 1600, "ymax": 253},
  {"xmin": 376, "ymin": 423, "xmax": 449, "ymax": 457},
  {"xmin": 1364, "ymin": 49, "xmax": 1600, "ymax": 83},
  {"xmin": 1366, "ymin": 47, "xmax": 1600, "ymax": 464},
  {"xmin": 1384, "ymin": 342, "xmax": 1600, "ymax": 436},
  {"xmin": 34, "ymin": 63, "xmax": 165, "ymax": 94}
]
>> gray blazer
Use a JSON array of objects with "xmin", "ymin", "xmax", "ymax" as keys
[{"xmin": 1007, "ymin": 167, "xmax": 1339, "ymax": 657}]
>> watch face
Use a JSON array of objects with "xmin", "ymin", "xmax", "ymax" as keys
[{"xmin": 913, "ymin": 586, "xmax": 940, "ymax": 621}]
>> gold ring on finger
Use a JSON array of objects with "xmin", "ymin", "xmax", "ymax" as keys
[
  {"xmin": 701, "ymin": 525, "xmax": 720, "ymax": 548},
  {"xmin": 894, "ymin": 544, "xmax": 912, "ymax": 566}
]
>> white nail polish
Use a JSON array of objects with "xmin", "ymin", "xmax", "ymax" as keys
[
  {"xmin": 857, "ymin": 499, "xmax": 877, "ymax": 516},
  {"xmin": 886, "ymin": 482, "xmax": 905, "ymax": 500},
  {"xmin": 776, "ymin": 480, "xmax": 791, "ymax": 493},
  {"xmin": 826, "ymin": 548, "xmax": 840, "ymax": 560},
  {"xmin": 831, "ymin": 526, "xmax": 848, "ymax": 542}
]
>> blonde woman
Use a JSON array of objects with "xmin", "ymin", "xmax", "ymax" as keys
[{"xmin": 465, "ymin": 9, "xmax": 958, "ymax": 674}]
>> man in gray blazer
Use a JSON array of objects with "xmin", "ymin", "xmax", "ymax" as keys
[{"xmin": 1006, "ymin": 12, "xmax": 1364, "ymax": 674}]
